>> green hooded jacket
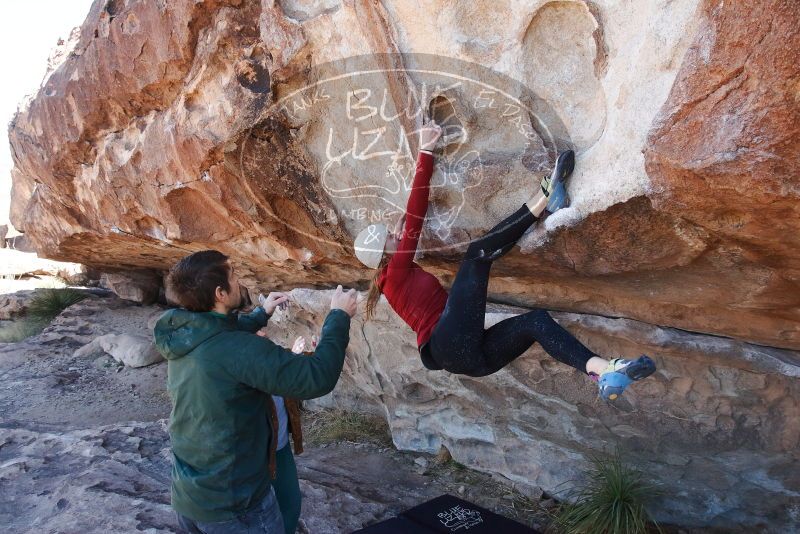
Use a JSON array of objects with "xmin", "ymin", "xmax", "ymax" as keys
[{"xmin": 153, "ymin": 305, "xmax": 351, "ymax": 522}]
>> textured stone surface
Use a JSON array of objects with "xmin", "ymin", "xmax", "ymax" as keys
[
  {"xmin": 75, "ymin": 332, "xmax": 164, "ymax": 368},
  {"xmin": 0, "ymin": 286, "xmax": 105, "ymax": 322},
  {"xmin": 0, "ymin": 421, "xmax": 176, "ymax": 533},
  {"xmin": 643, "ymin": 0, "xmax": 800, "ymax": 349},
  {"xmin": 0, "ymin": 291, "xmax": 36, "ymax": 320},
  {"xmin": 263, "ymin": 288, "xmax": 800, "ymax": 531},
  {"xmin": 0, "ymin": 420, "xmax": 549, "ymax": 534},
  {"xmin": 5, "ymin": 0, "xmax": 800, "ymax": 530},
  {"xmin": 100, "ymin": 271, "xmax": 161, "ymax": 304},
  {"xmin": 7, "ymin": 0, "xmax": 799, "ymax": 350},
  {"xmin": 0, "ymin": 294, "xmax": 170, "ymax": 428},
  {"xmin": 0, "ymin": 293, "xmax": 549, "ymax": 534}
]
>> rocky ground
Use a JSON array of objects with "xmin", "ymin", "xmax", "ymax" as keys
[
  {"xmin": 0, "ymin": 288, "xmax": 744, "ymax": 534},
  {"xmin": 0, "ymin": 418, "xmax": 554, "ymax": 533},
  {"xmin": 0, "ymin": 292, "xmax": 169, "ymax": 426},
  {"xmin": 0, "ymin": 288, "xmax": 555, "ymax": 533}
]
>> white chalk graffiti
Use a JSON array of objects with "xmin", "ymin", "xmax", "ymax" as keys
[
  {"xmin": 236, "ymin": 54, "xmax": 568, "ymax": 252},
  {"xmin": 319, "ymin": 85, "xmax": 482, "ymax": 240},
  {"xmin": 437, "ymin": 504, "xmax": 484, "ymax": 531}
]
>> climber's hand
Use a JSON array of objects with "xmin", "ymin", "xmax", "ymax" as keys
[
  {"xmin": 419, "ymin": 121, "xmax": 443, "ymax": 151},
  {"xmin": 330, "ymin": 285, "xmax": 358, "ymax": 317},
  {"xmin": 258, "ymin": 291, "xmax": 289, "ymax": 314}
]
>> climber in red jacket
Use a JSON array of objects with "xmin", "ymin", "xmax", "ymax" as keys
[{"xmin": 356, "ymin": 121, "xmax": 656, "ymax": 401}]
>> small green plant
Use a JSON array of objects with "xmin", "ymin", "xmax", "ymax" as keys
[
  {"xmin": 552, "ymin": 452, "xmax": 661, "ymax": 534},
  {"xmin": 26, "ymin": 287, "xmax": 88, "ymax": 322},
  {"xmin": 0, "ymin": 288, "xmax": 90, "ymax": 343}
]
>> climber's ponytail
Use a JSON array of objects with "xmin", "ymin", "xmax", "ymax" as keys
[{"xmin": 365, "ymin": 255, "xmax": 391, "ymax": 320}]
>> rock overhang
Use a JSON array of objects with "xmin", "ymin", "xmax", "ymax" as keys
[{"xmin": 7, "ymin": 0, "xmax": 800, "ymax": 350}]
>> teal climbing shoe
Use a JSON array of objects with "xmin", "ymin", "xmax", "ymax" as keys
[
  {"xmin": 541, "ymin": 149, "xmax": 575, "ymax": 214},
  {"xmin": 598, "ymin": 355, "xmax": 656, "ymax": 401}
]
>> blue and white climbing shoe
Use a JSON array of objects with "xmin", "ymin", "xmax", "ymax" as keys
[
  {"xmin": 598, "ymin": 355, "xmax": 656, "ymax": 401},
  {"xmin": 541, "ymin": 149, "xmax": 575, "ymax": 214}
]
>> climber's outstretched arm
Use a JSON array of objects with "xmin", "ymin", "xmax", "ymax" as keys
[
  {"xmin": 389, "ymin": 152, "xmax": 434, "ymax": 269},
  {"xmin": 389, "ymin": 122, "xmax": 442, "ymax": 270}
]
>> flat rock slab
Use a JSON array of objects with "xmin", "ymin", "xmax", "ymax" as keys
[
  {"xmin": 0, "ymin": 287, "xmax": 741, "ymax": 533},
  {"xmin": 0, "ymin": 294, "xmax": 170, "ymax": 427},
  {"xmin": 0, "ymin": 420, "xmax": 175, "ymax": 534},
  {"xmin": 0, "ymin": 421, "xmax": 544, "ymax": 534},
  {"xmin": 296, "ymin": 444, "xmax": 451, "ymax": 533}
]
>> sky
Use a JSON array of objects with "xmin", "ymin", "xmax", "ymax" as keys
[{"xmin": 0, "ymin": 0, "xmax": 95, "ymax": 233}]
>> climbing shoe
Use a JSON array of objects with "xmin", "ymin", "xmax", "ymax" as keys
[
  {"xmin": 540, "ymin": 149, "xmax": 575, "ymax": 214},
  {"xmin": 598, "ymin": 355, "xmax": 656, "ymax": 401}
]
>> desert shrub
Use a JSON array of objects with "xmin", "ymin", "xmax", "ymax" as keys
[{"xmin": 552, "ymin": 452, "xmax": 661, "ymax": 534}]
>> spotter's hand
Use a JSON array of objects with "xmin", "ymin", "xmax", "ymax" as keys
[
  {"xmin": 291, "ymin": 336, "xmax": 307, "ymax": 354},
  {"xmin": 258, "ymin": 292, "xmax": 290, "ymax": 315},
  {"xmin": 330, "ymin": 285, "xmax": 358, "ymax": 317}
]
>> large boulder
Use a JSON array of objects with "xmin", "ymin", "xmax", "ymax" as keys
[
  {"xmin": 266, "ymin": 288, "xmax": 800, "ymax": 531},
  {"xmin": 6, "ymin": 0, "xmax": 800, "ymax": 529},
  {"xmin": 74, "ymin": 332, "xmax": 164, "ymax": 368},
  {"xmin": 8, "ymin": 0, "xmax": 799, "ymax": 350},
  {"xmin": 0, "ymin": 290, "xmax": 37, "ymax": 320},
  {"xmin": 100, "ymin": 271, "xmax": 161, "ymax": 304}
]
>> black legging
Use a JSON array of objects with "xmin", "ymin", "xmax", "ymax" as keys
[{"xmin": 423, "ymin": 204, "xmax": 597, "ymax": 377}]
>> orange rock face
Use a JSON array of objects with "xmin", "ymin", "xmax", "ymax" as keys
[
  {"xmin": 644, "ymin": 0, "xmax": 800, "ymax": 346},
  {"xmin": 8, "ymin": 0, "xmax": 800, "ymax": 351}
]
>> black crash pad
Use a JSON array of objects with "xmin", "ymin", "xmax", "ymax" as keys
[
  {"xmin": 352, "ymin": 494, "xmax": 541, "ymax": 533},
  {"xmin": 351, "ymin": 516, "xmax": 425, "ymax": 533}
]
